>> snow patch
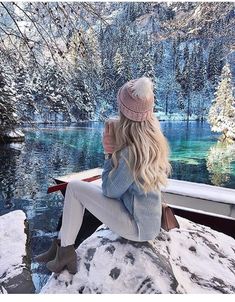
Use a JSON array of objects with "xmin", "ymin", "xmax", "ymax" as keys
[
  {"xmin": 4, "ymin": 129, "xmax": 25, "ymax": 139},
  {"xmin": 155, "ymin": 112, "xmax": 198, "ymax": 121},
  {"xmin": 0, "ymin": 210, "xmax": 27, "ymax": 283}
]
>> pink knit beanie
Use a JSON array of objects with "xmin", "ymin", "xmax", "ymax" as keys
[{"xmin": 117, "ymin": 76, "xmax": 154, "ymax": 122}]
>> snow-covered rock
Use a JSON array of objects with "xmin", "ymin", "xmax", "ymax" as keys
[
  {"xmin": 0, "ymin": 129, "xmax": 25, "ymax": 143},
  {"xmin": 41, "ymin": 216, "xmax": 235, "ymax": 294},
  {"xmin": 0, "ymin": 210, "xmax": 35, "ymax": 293}
]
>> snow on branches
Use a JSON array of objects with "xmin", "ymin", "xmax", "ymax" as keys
[{"xmin": 208, "ymin": 63, "xmax": 235, "ymax": 142}]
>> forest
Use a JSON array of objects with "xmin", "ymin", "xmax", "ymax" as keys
[
  {"xmin": 0, "ymin": 2, "xmax": 234, "ymax": 138},
  {"xmin": 0, "ymin": 3, "xmax": 235, "ymax": 293}
]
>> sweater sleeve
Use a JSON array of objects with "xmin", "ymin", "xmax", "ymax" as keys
[{"xmin": 101, "ymin": 148, "xmax": 134, "ymax": 199}]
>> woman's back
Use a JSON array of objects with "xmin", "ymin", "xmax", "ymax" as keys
[{"xmin": 102, "ymin": 146, "xmax": 162, "ymax": 241}]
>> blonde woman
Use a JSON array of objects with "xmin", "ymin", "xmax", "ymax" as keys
[{"xmin": 36, "ymin": 77, "xmax": 171, "ymax": 274}]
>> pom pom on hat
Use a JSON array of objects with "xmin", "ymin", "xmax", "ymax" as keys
[
  {"xmin": 129, "ymin": 77, "xmax": 154, "ymax": 101},
  {"xmin": 117, "ymin": 76, "xmax": 154, "ymax": 122}
]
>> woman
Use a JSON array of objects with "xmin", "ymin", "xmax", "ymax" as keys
[{"xmin": 36, "ymin": 76, "xmax": 171, "ymax": 274}]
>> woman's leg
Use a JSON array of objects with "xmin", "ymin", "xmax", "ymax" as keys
[
  {"xmin": 57, "ymin": 210, "xmax": 102, "ymax": 248},
  {"xmin": 60, "ymin": 179, "xmax": 139, "ymax": 247}
]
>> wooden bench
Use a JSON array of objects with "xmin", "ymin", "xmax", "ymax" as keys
[{"xmin": 47, "ymin": 168, "xmax": 235, "ymax": 239}]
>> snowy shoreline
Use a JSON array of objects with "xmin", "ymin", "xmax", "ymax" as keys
[{"xmin": 19, "ymin": 112, "xmax": 205, "ymax": 128}]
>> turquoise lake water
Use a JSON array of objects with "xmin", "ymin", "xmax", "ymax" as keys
[{"xmin": 0, "ymin": 120, "xmax": 234, "ymax": 291}]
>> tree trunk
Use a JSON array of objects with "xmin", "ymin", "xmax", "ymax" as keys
[{"xmin": 187, "ymin": 94, "xmax": 191, "ymax": 122}]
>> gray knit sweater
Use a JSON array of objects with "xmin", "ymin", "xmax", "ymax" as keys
[{"xmin": 101, "ymin": 147, "xmax": 162, "ymax": 241}]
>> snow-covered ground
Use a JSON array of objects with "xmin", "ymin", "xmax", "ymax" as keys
[
  {"xmin": 155, "ymin": 111, "xmax": 198, "ymax": 121},
  {"xmin": 3, "ymin": 129, "xmax": 25, "ymax": 139},
  {"xmin": 0, "ymin": 210, "xmax": 27, "ymax": 284},
  {"xmin": 41, "ymin": 215, "xmax": 235, "ymax": 294},
  {"xmin": 0, "ymin": 210, "xmax": 34, "ymax": 293}
]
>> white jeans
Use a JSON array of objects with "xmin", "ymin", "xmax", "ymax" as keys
[{"xmin": 59, "ymin": 179, "xmax": 139, "ymax": 246}]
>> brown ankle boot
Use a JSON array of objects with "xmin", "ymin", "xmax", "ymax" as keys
[
  {"xmin": 46, "ymin": 244, "xmax": 77, "ymax": 274},
  {"xmin": 35, "ymin": 238, "xmax": 60, "ymax": 263}
]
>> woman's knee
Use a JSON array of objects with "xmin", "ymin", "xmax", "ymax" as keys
[
  {"xmin": 67, "ymin": 179, "xmax": 83, "ymax": 190},
  {"xmin": 67, "ymin": 179, "xmax": 96, "ymax": 200},
  {"xmin": 66, "ymin": 179, "xmax": 84, "ymax": 199}
]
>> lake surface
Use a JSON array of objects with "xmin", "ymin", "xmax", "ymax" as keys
[{"xmin": 0, "ymin": 121, "xmax": 234, "ymax": 292}]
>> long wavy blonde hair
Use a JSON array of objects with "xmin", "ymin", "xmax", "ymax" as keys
[{"xmin": 110, "ymin": 111, "xmax": 172, "ymax": 193}]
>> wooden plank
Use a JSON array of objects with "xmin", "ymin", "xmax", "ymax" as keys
[
  {"xmin": 163, "ymin": 192, "xmax": 235, "ymax": 219},
  {"xmin": 54, "ymin": 169, "xmax": 235, "ymax": 205},
  {"xmin": 54, "ymin": 168, "xmax": 103, "ymax": 183},
  {"xmin": 47, "ymin": 174, "xmax": 102, "ymax": 194},
  {"xmin": 163, "ymin": 178, "xmax": 235, "ymax": 205}
]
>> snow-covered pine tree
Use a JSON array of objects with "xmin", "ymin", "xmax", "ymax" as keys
[
  {"xmin": 175, "ymin": 49, "xmax": 185, "ymax": 113},
  {"xmin": 27, "ymin": 68, "xmax": 44, "ymax": 124},
  {"xmin": 0, "ymin": 67, "xmax": 17, "ymax": 131},
  {"xmin": 114, "ymin": 48, "xmax": 125, "ymax": 83},
  {"xmin": 14, "ymin": 65, "xmax": 36, "ymax": 122},
  {"xmin": 0, "ymin": 64, "xmax": 24, "ymax": 142},
  {"xmin": 69, "ymin": 28, "xmax": 100, "ymax": 121},
  {"xmin": 206, "ymin": 140, "xmax": 234, "ymax": 186},
  {"xmin": 138, "ymin": 33, "xmax": 155, "ymax": 79},
  {"xmin": 154, "ymin": 42, "xmax": 164, "ymax": 67},
  {"xmin": 69, "ymin": 66, "xmax": 94, "ymax": 121},
  {"xmin": 195, "ymin": 44, "xmax": 208, "ymax": 119},
  {"xmin": 176, "ymin": 44, "xmax": 193, "ymax": 120},
  {"xmin": 194, "ymin": 43, "xmax": 207, "ymax": 92},
  {"xmin": 207, "ymin": 41, "xmax": 224, "ymax": 87},
  {"xmin": 208, "ymin": 62, "xmax": 235, "ymax": 142},
  {"xmin": 41, "ymin": 62, "xmax": 71, "ymax": 123}
]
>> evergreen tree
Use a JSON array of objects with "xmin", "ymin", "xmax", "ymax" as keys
[
  {"xmin": 41, "ymin": 63, "xmax": 70, "ymax": 123},
  {"xmin": 175, "ymin": 45, "xmax": 186, "ymax": 115},
  {"xmin": 0, "ymin": 65, "xmax": 19, "ymax": 138},
  {"xmin": 114, "ymin": 48, "xmax": 126, "ymax": 87},
  {"xmin": 154, "ymin": 42, "xmax": 164, "ymax": 66},
  {"xmin": 208, "ymin": 62, "xmax": 235, "ymax": 142},
  {"xmin": 194, "ymin": 43, "xmax": 207, "ymax": 92},
  {"xmin": 138, "ymin": 33, "xmax": 155, "ymax": 79},
  {"xmin": 172, "ymin": 37, "xmax": 180, "ymax": 70},
  {"xmin": 176, "ymin": 44, "xmax": 192, "ymax": 120},
  {"xmin": 14, "ymin": 65, "xmax": 36, "ymax": 122},
  {"xmin": 196, "ymin": 57, "xmax": 208, "ymax": 120},
  {"xmin": 175, "ymin": 51, "xmax": 182, "ymax": 86},
  {"xmin": 69, "ymin": 66, "xmax": 94, "ymax": 121},
  {"xmin": 28, "ymin": 69, "xmax": 44, "ymax": 123},
  {"xmin": 206, "ymin": 141, "xmax": 235, "ymax": 186},
  {"xmin": 207, "ymin": 41, "xmax": 224, "ymax": 87}
]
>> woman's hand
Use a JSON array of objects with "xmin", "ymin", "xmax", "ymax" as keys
[{"xmin": 102, "ymin": 120, "xmax": 117, "ymax": 154}]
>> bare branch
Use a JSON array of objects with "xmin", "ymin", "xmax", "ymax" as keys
[
  {"xmin": 0, "ymin": 2, "xmax": 40, "ymax": 67},
  {"xmin": 13, "ymin": 2, "xmax": 57, "ymax": 64}
]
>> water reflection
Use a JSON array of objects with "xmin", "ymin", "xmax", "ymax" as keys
[
  {"xmin": 0, "ymin": 124, "xmax": 105, "ymax": 293},
  {"xmin": 206, "ymin": 141, "xmax": 235, "ymax": 187}
]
